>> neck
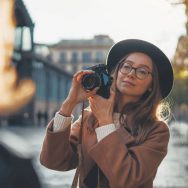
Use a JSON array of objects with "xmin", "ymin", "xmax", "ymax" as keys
[{"xmin": 115, "ymin": 92, "xmax": 139, "ymax": 112}]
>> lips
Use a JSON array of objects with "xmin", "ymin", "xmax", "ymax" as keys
[{"xmin": 122, "ymin": 80, "xmax": 135, "ymax": 86}]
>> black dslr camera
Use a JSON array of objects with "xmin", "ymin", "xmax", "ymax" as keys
[{"xmin": 81, "ymin": 64, "xmax": 113, "ymax": 98}]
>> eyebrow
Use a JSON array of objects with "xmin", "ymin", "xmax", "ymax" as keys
[{"xmin": 123, "ymin": 60, "xmax": 152, "ymax": 70}]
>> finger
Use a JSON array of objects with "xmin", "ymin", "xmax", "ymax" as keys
[
  {"xmin": 90, "ymin": 87, "xmax": 100, "ymax": 95},
  {"xmin": 86, "ymin": 87, "xmax": 99, "ymax": 98},
  {"xmin": 88, "ymin": 96, "xmax": 95, "ymax": 103},
  {"xmin": 73, "ymin": 70, "xmax": 83, "ymax": 77},
  {"xmin": 77, "ymin": 70, "xmax": 95, "ymax": 82},
  {"xmin": 88, "ymin": 100, "xmax": 94, "ymax": 109},
  {"xmin": 110, "ymin": 88, "xmax": 115, "ymax": 96},
  {"xmin": 72, "ymin": 71, "xmax": 83, "ymax": 83},
  {"xmin": 74, "ymin": 70, "xmax": 89, "ymax": 80},
  {"xmin": 88, "ymin": 96, "xmax": 93, "ymax": 101},
  {"xmin": 109, "ymin": 89, "xmax": 116, "ymax": 101}
]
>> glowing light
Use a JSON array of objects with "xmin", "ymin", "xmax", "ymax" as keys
[{"xmin": 179, "ymin": 70, "xmax": 188, "ymax": 79}]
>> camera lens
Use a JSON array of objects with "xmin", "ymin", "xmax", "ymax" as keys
[{"xmin": 82, "ymin": 73, "xmax": 101, "ymax": 90}]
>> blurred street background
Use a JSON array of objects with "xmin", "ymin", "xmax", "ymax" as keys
[{"xmin": 0, "ymin": 0, "xmax": 188, "ymax": 187}]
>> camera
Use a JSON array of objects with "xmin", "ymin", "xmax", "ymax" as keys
[{"xmin": 81, "ymin": 64, "xmax": 113, "ymax": 98}]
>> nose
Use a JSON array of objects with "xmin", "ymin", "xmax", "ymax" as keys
[{"xmin": 127, "ymin": 69, "xmax": 136, "ymax": 78}]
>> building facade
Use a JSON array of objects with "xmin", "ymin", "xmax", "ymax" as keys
[
  {"xmin": 32, "ymin": 57, "xmax": 72, "ymax": 126},
  {"xmin": 47, "ymin": 35, "xmax": 114, "ymax": 74},
  {"xmin": 33, "ymin": 35, "xmax": 114, "ymax": 124}
]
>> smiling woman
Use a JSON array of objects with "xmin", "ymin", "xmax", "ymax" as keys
[
  {"xmin": 119, "ymin": 59, "xmax": 153, "ymax": 80},
  {"xmin": 40, "ymin": 39, "xmax": 174, "ymax": 188},
  {"xmin": 115, "ymin": 52, "xmax": 153, "ymax": 102}
]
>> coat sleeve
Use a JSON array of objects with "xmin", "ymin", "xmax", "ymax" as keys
[
  {"xmin": 88, "ymin": 121, "xmax": 170, "ymax": 188},
  {"xmin": 40, "ymin": 116, "xmax": 82, "ymax": 171}
]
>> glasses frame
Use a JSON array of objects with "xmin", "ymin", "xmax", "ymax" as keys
[{"xmin": 119, "ymin": 61, "xmax": 153, "ymax": 80}]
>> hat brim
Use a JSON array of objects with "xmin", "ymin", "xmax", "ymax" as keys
[{"xmin": 106, "ymin": 39, "xmax": 174, "ymax": 99}]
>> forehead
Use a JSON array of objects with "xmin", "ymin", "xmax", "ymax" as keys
[{"xmin": 125, "ymin": 52, "xmax": 153, "ymax": 69}]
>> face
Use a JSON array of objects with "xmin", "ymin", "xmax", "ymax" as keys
[{"xmin": 116, "ymin": 52, "xmax": 153, "ymax": 101}]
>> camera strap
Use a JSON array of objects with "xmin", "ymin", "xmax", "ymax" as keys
[{"xmin": 71, "ymin": 101, "xmax": 85, "ymax": 188}]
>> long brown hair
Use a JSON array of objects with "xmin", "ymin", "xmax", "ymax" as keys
[
  {"xmin": 87, "ymin": 53, "xmax": 169, "ymax": 144},
  {"xmin": 112, "ymin": 54, "xmax": 170, "ymax": 143}
]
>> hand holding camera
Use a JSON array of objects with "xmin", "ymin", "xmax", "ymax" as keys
[
  {"xmin": 81, "ymin": 64, "xmax": 113, "ymax": 99},
  {"xmin": 60, "ymin": 64, "xmax": 112, "ymax": 116},
  {"xmin": 66, "ymin": 70, "xmax": 99, "ymax": 105},
  {"xmin": 89, "ymin": 89, "xmax": 115, "ymax": 126}
]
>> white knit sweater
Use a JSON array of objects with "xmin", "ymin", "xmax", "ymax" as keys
[{"xmin": 53, "ymin": 112, "xmax": 121, "ymax": 142}]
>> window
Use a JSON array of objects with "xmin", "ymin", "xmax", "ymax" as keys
[
  {"xmin": 59, "ymin": 77, "xmax": 71, "ymax": 101},
  {"xmin": 14, "ymin": 27, "xmax": 32, "ymax": 51},
  {"xmin": 82, "ymin": 52, "xmax": 92, "ymax": 63},
  {"xmin": 33, "ymin": 65, "xmax": 46, "ymax": 100},
  {"xmin": 14, "ymin": 27, "xmax": 22, "ymax": 50},
  {"xmin": 22, "ymin": 27, "xmax": 32, "ymax": 51},
  {"xmin": 71, "ymin": 52, "xmax": 78, "ymax": 63},
  {"xmin": 59, "ymin": 78, "xmax": 66, "ymax": 101},
  {"xmin": 95, "ymin": 51, "xmax": 104, "ymax": 63},
  {"xmin": 60, "ymin": 52, "xmax": 67, "ymax": 63},
  {"xmin": 49, "ymin": 71, "xmax": 58, "ymax": 100}
]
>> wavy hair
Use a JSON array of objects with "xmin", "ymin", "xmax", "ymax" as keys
[
  {"xmin": 87, "ymin": 54, "xmax": 171, "ymax": 144},
  {"xmin": 113, "ymin": 54, "xmax": 171, "ymax": 143}
]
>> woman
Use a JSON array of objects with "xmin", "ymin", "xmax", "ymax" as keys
[{"xmin": 40, "ymin": 39, "xmax": 174, "ymax": 188}]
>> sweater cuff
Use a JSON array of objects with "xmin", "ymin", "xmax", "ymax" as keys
[
  {"xmin": 53, "ymin": 112, "xmax": 74, "ymax": 132},
  {"xmin": 95, "ymin": 123, "xmax": 116, "ymax": 142}
]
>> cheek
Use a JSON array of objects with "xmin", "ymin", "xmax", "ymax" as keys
[
  {"xmin": 115, "ymin": 72, "xmax": 153, "ymax": 95},
  {"xmin": 139, "ymin": 79, "xmax": 152, "ymax": 93},
  {"xmin": 116, "ymin": 73, "xmax": 122, "ymax": 87}
]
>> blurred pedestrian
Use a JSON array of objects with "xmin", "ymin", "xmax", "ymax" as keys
[
  {"xmin": 37, "ymin": 111, "xmax": 42, "ymax": 126},
  {"xmin": 43, "ymin": 111, "xmax": 48, "ymax": 125}
]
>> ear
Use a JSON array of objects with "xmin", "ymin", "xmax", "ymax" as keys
[
  {"xmin": 148, "ymin": 82, "xmax": 153, "ymax": 92},
  {"xmin": 148, "ymin": 88, "xmax": 152, "ymax": 92}
]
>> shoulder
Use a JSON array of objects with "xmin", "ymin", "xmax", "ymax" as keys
[
  {"xmin": 153, "ymin": 121, "xmax": 170, "ymax": 134},
  {"xmin": 147, "ymin": 120, "xmax": 170, "ymax": 143}
]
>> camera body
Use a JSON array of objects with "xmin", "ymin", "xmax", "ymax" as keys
[{"xmin": 82, "ymin": 64, "xmax": 113, "ymax": 98}]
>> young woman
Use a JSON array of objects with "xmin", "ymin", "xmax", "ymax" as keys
[{"xmin": 40, "ymin": 39, "xmax": 174, "ymax": 188}]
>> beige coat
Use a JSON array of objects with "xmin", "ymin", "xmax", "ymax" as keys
[{"xmin": 40, "ymin": 109, "xmax": 170, "ymax": 188}]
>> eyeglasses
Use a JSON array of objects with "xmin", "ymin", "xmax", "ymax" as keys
[{"xmin": 119, "ymin": 62, "xmax": 153, "ymax": 80}]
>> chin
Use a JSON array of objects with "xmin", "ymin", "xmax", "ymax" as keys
[
  {"xmin": 118, "ymin": 88, "xmax": 132, "ymax": 95},
  {"xmin": 118, "ymin": 90, "xmax": 132, "ymax": 96}
]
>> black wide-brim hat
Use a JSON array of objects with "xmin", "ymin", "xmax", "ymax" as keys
[{"xmin": 106, "ymin": 39, "xmax": 174, "ymax": 99}]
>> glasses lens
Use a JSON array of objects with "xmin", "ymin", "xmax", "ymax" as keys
[
  {"xmin": 136, "ymin": 68, "xmax": 148, "ymax": 79},
  {"xmin": 120, "ymin": 62, "xmax": 150, "ymax": 80},
  {"xmin": 120, "ymin": 63, "xmax": 132, "ymax": 74}
]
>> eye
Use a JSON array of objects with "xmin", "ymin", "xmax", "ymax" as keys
[
  {"xmin": 137, "ymin": 68, "xmax": 148, "ymax": 76},
  {"xmin": 122, "ymin": 64, "xmax": 131, "ymax": 72}
]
